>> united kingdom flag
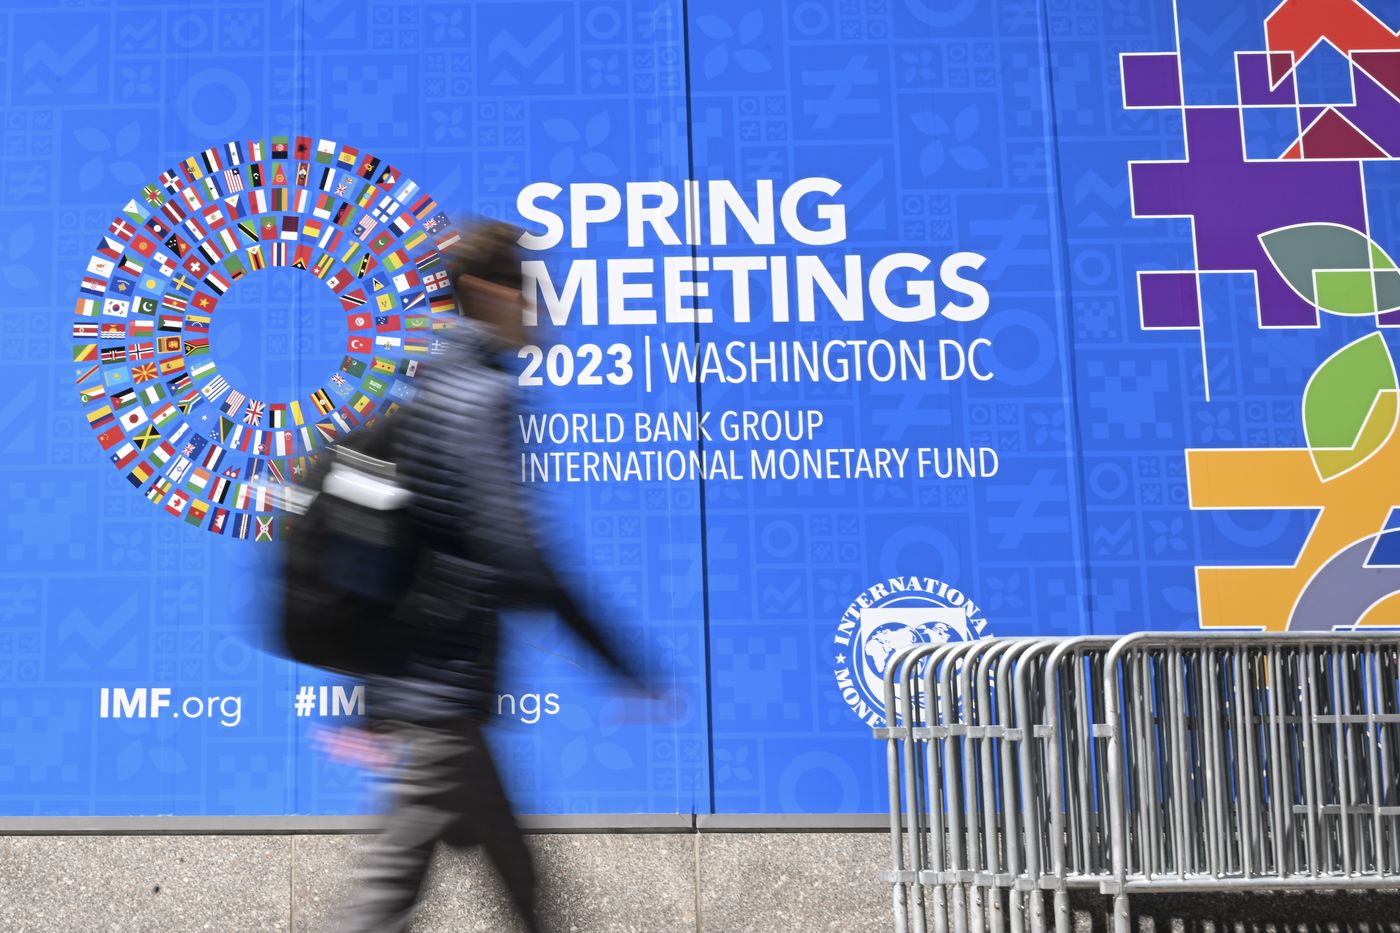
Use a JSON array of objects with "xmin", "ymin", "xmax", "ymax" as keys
[{"xmin": 243, "ymin": 400, "xmax": 266, "ymax": 425}]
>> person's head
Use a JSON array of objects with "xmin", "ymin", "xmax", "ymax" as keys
[{"xmin": 443, "ymin": 220, "xmax": 527, "ymax": 347}]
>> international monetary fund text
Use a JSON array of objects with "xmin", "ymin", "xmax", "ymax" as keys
[{"xmin": 518, "ymin": 409, "xmax": 999, "ymax": 484}]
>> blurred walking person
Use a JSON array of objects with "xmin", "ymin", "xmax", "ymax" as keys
[{"xmin": 337, "ymin": 220, "xmax": 642, "ymax": 933}]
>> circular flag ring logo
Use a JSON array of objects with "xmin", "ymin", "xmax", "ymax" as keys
[{"xmin": 71, "ymin": 136, "xmax": 458, "ymax": 540}]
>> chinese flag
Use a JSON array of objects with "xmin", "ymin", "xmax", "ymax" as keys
[{"xmin": 96, "ymin": 425, "xmax": 125, "ymax": 449}]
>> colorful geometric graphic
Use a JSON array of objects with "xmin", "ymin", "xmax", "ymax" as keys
[
  {"xmin": 1126, "ymin": 0, "xmax": 1400, "ymax": 630},
  {"xmin": 71, "ymin": 137, "xmax": 457, "ymax": 539}
]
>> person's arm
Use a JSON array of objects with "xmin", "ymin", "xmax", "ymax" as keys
[
  {"xmin": 455, "ymin": 388, "xmax": 644, "ymax": 684},
  {"xmin": 539, "ymin": 563, "xmax": 644, "ymax": 686}
]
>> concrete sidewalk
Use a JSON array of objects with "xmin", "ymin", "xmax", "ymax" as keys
[
  {"xmin": 0, "ymin": 831, "xmax": 888, "ymax": 932},
  {"xmin": 5, "ymin": 831, "xmax": 1399, "ymax": 932}
]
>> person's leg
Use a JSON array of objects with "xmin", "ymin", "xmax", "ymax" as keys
[
  {"xmin": 338, "ymin": 722, "xmax": 473, "ymax": 933},
  {"xmin": 447, "ymin": 721, "xmax": 540, "ymax": 933}
]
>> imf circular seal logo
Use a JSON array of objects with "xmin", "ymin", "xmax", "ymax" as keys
[{"xmin": 832, "ymin": 575, "xmax": 990, "ymax": 726}]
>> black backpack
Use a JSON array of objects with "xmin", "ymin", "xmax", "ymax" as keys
[{"xmin": 276, "ymin": 416, "xmax": 419, "ymax": 676}]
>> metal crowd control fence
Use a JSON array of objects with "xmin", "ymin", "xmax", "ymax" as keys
[{"xmin": 877, "ymin": 633, "xmax": 1400, "ymax": 933}]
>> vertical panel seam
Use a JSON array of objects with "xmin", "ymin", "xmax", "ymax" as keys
[
  {"xmin": 679, "ymin": 0, "xmax": 718, "ymax": 817},
  {"xmin": 1038, "ymin": 0, "xmax": 1098, "ymax": 631}
]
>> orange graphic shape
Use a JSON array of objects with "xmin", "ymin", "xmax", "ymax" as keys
[
  {"xmin": 1357, "ymin": 590, "xmax": 1400, "ymax": 626},
  {"xmin": 1266, "ymin": 0, "xmax": 1400, "ymax": 73},
  {"xmin": 1188, "ymin": 415, "xmax": 1400, "ymax": 631}
]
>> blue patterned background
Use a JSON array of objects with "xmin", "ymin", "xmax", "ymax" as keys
[{"xmin": 5, "ymin": 0, "xmax": 1386, "ymax": 816}]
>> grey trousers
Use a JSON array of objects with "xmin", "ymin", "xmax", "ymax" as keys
[{"xmin": 338, "ymin": 718, "xmax": 539, "ymax": 933}]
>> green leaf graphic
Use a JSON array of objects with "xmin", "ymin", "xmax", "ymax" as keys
[
  {"xmin": 1260, "ymin": 223, "xmax": 1400, "ymax": 316},
  {"xmin": 1303, "ymin": 331, "xmax": 1398, "ymax": 480}
]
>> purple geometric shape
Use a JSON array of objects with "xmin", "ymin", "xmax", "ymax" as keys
[
  {"xmin": 1129, "ymin": 108, "xmax": 1367, "ymax": 327},
  {"xmin": 1238, "ymin": 52, "xmax": 1296, "ymax": 106},
  {"xmin": 1139, "ymin": 272, "xmax": 1201, "ymax": 328},
  {"xmin": 1301, "ymin": 105, "xmax": 1324, "ymax": 128},
  {"xmin": 1123, "ymin": 54, "xmax": 1182, "ymax": 108}
]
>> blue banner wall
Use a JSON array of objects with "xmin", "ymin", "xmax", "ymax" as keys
[
  {"xmin": 5, "ymin": 0, "xmax": 1398, "ymax": 817},
  {"xmin": 687, "ymin": 0, "xmax": 1084, "ymax": 814}
]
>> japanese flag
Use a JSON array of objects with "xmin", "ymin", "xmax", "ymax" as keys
[{"xmin": 119, "ymin": 407, "xmax": 149, "ymax": 431}]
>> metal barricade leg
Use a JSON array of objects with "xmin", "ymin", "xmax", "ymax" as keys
[
  {"xmin": 940, "ymin": 642, "xmax": 981, "ymax": 933},
  {"xmin": 973, "ymin": 642, "xmax": 1013, "ymax": 933},
  {"xmin": 997, "ymin": 641, "xmax": 1041, "ymax": 933},
  {"xmin": 957, "ymin": 644, "xmax": 985, "ymax": 933},
  {"xmin": 1013, "ymin": 642, "xmax": 1058, "ymax": 933},
  {"xmin": 903, "ymin": 650, "xmax": 930, "ymax": 933},
  {"xmin": 1104, "ymin": 639, "xmax": 1132, "ymax": 933},
  {"xmin": 923, "ymin": 644, "xmax": 969, "ymax": 933},
  {"xmin": 883, "ymin": 644, "xmax": 937, "ymax": 933}
]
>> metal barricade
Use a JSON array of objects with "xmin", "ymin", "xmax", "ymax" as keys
[{"xmin": 879, "ymin": 632, "xmax": 1400, "ymax": 933}]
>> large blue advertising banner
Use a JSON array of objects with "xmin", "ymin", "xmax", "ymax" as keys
[{"xmin": 5, "ymin": 0, "xmax": 1399, "ymax": 817}]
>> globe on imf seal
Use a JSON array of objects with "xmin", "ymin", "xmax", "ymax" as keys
[{"xmin": 832, "ymin": 575, "xmax": 991, "ymax": 727}]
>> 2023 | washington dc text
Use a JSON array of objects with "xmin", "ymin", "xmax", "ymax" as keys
[{"xmin": 515, "ymin": 336, "xmax": 994, "ymax": 389}]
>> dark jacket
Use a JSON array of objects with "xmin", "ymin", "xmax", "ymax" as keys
[{"xmin": 366, "ymin": 320, "xmax": 635, "ymax": 722}]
